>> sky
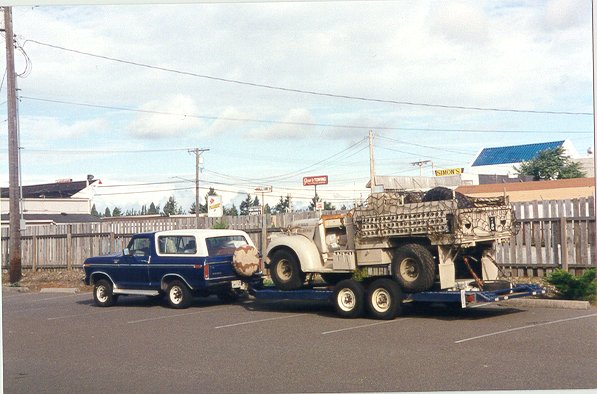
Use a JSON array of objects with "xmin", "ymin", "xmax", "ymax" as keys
[{"xmin": 0, "ymin": 0, "xmax": 595, "ymax": 213}]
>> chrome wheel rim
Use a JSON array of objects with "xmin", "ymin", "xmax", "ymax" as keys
[
  {"xmin": 96, "ymin": 285, "xmax": 108, "ymax": 303},
  {"xmin": 337, "ymin": 288, "xmax": 356, "ymax": 312}
]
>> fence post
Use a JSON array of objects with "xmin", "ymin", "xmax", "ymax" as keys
[
  {"xmin": 66, "ymin": 225, "xmax": 72, "ymax": 270},
  {"xmin": 32, "ymin": 235, "xmax": 38, "ymax": 272},
  {"xmin": 261, "ymin": 214, "xmax": 268, "ymax": 255},
  {"xmin": 560, "ymin": 217, "xmax": 569, "ymax": 272}
]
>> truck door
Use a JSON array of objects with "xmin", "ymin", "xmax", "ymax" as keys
[{"xmin": 120, "ymin": 236, "xmax": 151, "ymax": 289}]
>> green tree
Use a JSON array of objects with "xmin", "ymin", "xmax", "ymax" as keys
[
  {"xmin": 273, "ymin": 195, "xmax": 291, "ymax": 214},
  {"xmin": 240, "ymin": 194, "xmax": 253, "ymax": 216},
  {"xmin": 148, "ymin": 202, "xmax": 160, "ymax": 215},
  {"xmin": 112, "ymin": 207, "xmax": 122, "ymax": 217},
  {"xmin": 91, "ymin": 204, "xmax": 100, "ymax": 217},
  {"xmin": 104, "ymin": 207, "xmax": 112, "ymax": 217},
  {"xmin": 163, "ymin": 196, "xmax": 183, "ymax": 216},
  {"xmin": 515, "ymin": 146, "xmax": 586, "ymax": 180},
  {"xmin": 309, "ymin": 194, "xmax": 335, "ymax": 211},
  {"xmin": 224, "ymin": 204, "xmax": 239, "ymax": 216}
]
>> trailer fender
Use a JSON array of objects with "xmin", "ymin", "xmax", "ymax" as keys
[{"xmin": 266, "ymin": 235, "xmax": 324, "ymax": 272}]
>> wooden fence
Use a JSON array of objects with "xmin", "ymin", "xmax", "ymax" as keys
[{"xmin": 2, "ymin": 199, "xmax": 595, "ymax": 277}]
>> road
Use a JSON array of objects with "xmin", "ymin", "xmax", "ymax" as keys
[{"xmin": 3, "ymin": 290, "xmax": 597, "ymax": 393}]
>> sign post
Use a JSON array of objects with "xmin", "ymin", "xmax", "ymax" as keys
[{"xmin": 303, "ymin": 175, "xmax": 328, "ymax": 205}]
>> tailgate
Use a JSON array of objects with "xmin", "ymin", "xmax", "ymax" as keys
[{"xmin": 204, "ymin": 256, "xmax": 237, "ymax": 280}]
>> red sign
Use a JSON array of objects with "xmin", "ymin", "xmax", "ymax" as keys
[{"xmin": 303, "ymin": 175, "xmax": 328, "ymax": 186}]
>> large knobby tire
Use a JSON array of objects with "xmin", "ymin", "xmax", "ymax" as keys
[
  {"xmin": 332, "ymin": 279, "xmax": 365, "ymax": 318},
  {"xmin": 93, "ymin": 279, "xmax": 118, "ymax": 307},
  {"xmin": 166, "ymin": 280, "xmax": 192, "ymax": 309},
  {"xmin": 422, "ymin": 186, "xmax": 472, "ymax": 208},
  {"xmin": 269, "ymin": 249, "xmax": 305, "ymax": 290},
  {"xmin": 366, "ymin": 278, "xmax": 403, "ymax": 320},
  {"xmin": 392, "ymin": 244, "xmax": 436, "ymax": 292}
]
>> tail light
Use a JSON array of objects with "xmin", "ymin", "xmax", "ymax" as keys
[{"xmin": 204, "ymin": 263, "xmax": 209, "ymax": 279}]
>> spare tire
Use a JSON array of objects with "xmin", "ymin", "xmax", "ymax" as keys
[
  {"xmin": 232, "ymin": 245, "xmax": 261, "ymax": 277},
  {"xmin": 422, "ymin": 186, "xmax": 472, "ymax": 208}
]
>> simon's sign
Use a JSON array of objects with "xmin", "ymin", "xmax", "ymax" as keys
[{"xmin": 434, "ymin": 168, "xmax": 464, "ymax": 177}]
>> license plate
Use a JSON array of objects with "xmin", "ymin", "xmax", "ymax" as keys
[{"xmin": 231, "ymin": 280, "xmax": 247, "ymax": 290}]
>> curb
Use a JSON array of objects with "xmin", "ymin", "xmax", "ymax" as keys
[
  {"xmin": 499, "ymin": 298, "xmax": 591, "ymax": 310},
  {"xmin": 39, "ymin": 287, "xmax": 79, "ymax": 294},
  {"xmin": 2, "ymin": 286, "xmax": 31, "ymax": 293}
]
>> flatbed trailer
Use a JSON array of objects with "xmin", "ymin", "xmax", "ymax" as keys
[{"xmin": 249, "ymin": 282, "xmax": 546, "ymax": 319}]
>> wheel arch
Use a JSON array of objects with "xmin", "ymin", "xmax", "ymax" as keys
[
  {"xmin": 266, "ymin": 235, "xmax": 323, "ymax": 272},
  {"xmin": 89, "ymin": 271, "xmax": 115, "ymax": 287},
  {"xmin": 160, "ymin": 274, "xmax": 193, "ymax": 292}
]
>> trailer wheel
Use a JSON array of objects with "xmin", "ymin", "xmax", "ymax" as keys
[
  {"xmin": 166, "ymin": 280, "xmax": 192, "ymax": 309},
  {"xmin": 269, "ymin": 249, "xmax": 305, "ymax": 290},
  {"xmin": 332, "ymin": 279, "xmax": 365, "ymax": 318},
  {"xmin": 93, "ymin": 279, "xmax": 118, "ymax": 307},
  {"xmin": 366, "ymin": 278, "xmax": 403, "ymax": 320},
  {"xmin": 392, "ymin": 244, "xmax": 435, "ymax": 292}
]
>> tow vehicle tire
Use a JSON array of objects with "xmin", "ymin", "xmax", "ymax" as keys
[
  {"xmin": 392, "ymin": 244, "xmax": 436, "ymax": 292},
  {"xmin": 269, "ymin": 249, "xmax": 305, "ymax": 290},
  {"xmin": 366, "ymin": 278, "xmax": 402, "ymax": 320},
  {"xmin": 166, "ymin": 280, "xmax": 192, "ymax": 309},
  {"xmin": 93, "ymin": 279, "xmax": 118, "ymax": 307},
  {"xmin": 332, "ymin": 279, "xmax": 365, "ymax": 318}
]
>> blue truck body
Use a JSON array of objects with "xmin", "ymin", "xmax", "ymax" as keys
[{"xmin": 84, "ymin": 229, "xmax": 262, "ymax": 308}]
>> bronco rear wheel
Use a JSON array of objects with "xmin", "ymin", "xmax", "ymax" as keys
[{"xmin": 166, "ymin": 280, "xmax": 192, "ymax": 309}]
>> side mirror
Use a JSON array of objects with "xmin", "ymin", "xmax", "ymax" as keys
[{"xmin": 123, "ymin": 248, "xmax": 131, "ymax": 256}]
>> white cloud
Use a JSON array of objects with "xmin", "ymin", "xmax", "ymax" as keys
[
  {"xmin": 429, "ymin": 1, "xmax": 489, "ymax": 45},
  {"xmin": 127, "ymin": 94, "xmax": 204, "ymax": 139},
  {"xmin": 247, "ymin": 108, "xmax": 317, "ymax": 139},
  {"xmin": 20, "ymin": 116, "xmax": 107, "ymax": 141}
]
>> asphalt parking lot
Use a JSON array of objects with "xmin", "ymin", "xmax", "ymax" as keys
[{"xmin": 3, "ymin": 290, "xmax": 597, "ymax": 393}]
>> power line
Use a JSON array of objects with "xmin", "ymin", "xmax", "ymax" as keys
[
  {"xmin": 20, "ymin": 96, "xmax": 594, "ymax": 134},
  {"xmin": 24, "ymin": 39, "xmax": 593, "ymax": 116}
]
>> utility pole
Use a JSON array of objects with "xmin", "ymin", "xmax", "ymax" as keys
[
  {"xmin": 189, "ymin": 148, "xmax": 209, "ymax": 228},
  {"xmin": 4, "ymin": 7, "xmax": 21, "ymax": 284},
  {"xmin": 368, "ymin": 130, "xmax": 376, "ymax": 192}
]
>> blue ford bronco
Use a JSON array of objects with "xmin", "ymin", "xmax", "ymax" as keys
[{"xmin": 83, "ymin": 229, "xmax": 263, "ymax": 309}]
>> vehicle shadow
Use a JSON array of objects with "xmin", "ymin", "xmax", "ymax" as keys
[{"xmin": 238, "ymin": 297, "xmax": 525, "ymax": 321}]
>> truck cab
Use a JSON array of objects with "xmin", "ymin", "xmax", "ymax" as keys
[{"xmin": 84, "ymin": 229, "xmax": 262, "ymax": 309}]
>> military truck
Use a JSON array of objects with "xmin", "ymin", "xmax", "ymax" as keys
[{"xmin": 261, "ymin": 187, "xmax": 535, "ymax": 319}]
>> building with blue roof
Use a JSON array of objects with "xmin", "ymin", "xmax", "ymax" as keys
[{"xmin": 468, "ymin": 139, "xmax": 580, "ymax": 176}]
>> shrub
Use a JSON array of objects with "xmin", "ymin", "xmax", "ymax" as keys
[
  {"xmin": 546, "ymin": 268, "xmax": 595, "ymax": 302},
  {"xmin": 211, "ymin": 220, "xmax": 228, "ymax": 229}
]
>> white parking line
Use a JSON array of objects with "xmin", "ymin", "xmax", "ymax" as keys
[
  {"xmin": 215, "ymin": 314, "xmax": 306, "ymax": 329},
  {"xmin": 48, "ymin": 308, "xmax": 124, "ymax": 321},
  {"xmin": 455, "ymin": 312, "xmax": 597, "ymax": 344},
  {"xmin": 322, "ymin": 318, "xmax": 411, "ymax": 335},
  {"xmin": 128, "ymin": 307, "xmax": 230, "ymax": 324}
]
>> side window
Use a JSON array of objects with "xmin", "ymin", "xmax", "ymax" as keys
[
  {"xmin": 128, "ymin": 237, "xmax": 150, "ymax": 257},
  {"xmin": 157, "ymin": 236, "xmax": 197, "ymax": 255},
  {"xmin": 205, "ymin": 236, "xmax": 249, "ymax": 256}
]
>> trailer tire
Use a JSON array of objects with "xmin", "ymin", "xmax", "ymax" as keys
[
  {"xmin": 166, "ymin": 280, "xmax": 192, "ymax": 309},
  {"xmin": 332, "ymin": 279, "xmax": 365, "ymax": 318},
  {"xmin": 392, "ymin": 244, "xmax": 435, "ymax": 292},
  {"xmin": 366, "ymin": 278, "xmax": 402, "ymax": 320},
  {"xmin": 269, "ymin": 249, "xmax": 305, "ymax": 290},
  {"xmin": 93, "ymin": 279, "xmax": 118, "ymax": 307}
]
